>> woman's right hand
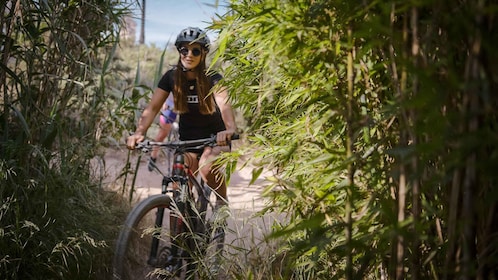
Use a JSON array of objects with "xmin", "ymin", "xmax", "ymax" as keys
[{"xmin": 127, "ymin": 133, "xmax": 145, "ymax": 150}]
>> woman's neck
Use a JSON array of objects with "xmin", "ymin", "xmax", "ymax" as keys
[{"xmin": 186, "ymin": 70, "xmax": 196, "ymax": 80}]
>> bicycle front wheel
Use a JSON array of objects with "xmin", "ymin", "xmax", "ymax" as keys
[{"xmin": 113, "ymin": 194, "xmax": 175, "ymax": 280}]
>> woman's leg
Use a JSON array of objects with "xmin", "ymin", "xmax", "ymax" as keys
[
  {"xmin": 198, "ymin": 146, "xmax": 230, "ymax": 205},
  {"xmin": 184, "ymin": 152, "xmax": 199, "ymax": 174}
]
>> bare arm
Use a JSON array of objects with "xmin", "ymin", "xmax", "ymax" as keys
[
  {"xmin": 214, "ymin": 86, "xmax": 237, "ymax": 145},
  {"xmin": 126, "ymin": 88, "xmax": 169, "ymax": 149}
]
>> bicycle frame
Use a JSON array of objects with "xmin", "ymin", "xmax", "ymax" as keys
[{"xmin": 147, "ymin": 145, "xmax": 212, "ymax": 270}]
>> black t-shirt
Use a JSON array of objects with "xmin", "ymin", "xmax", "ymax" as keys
[{"xmin": 157, "ymin": 69, "xmax": 226, "ymax": 140}]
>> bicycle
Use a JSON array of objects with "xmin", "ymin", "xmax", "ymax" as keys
[{"xmin": 113, "ymin": 134, "xmax": 239, "ymax": 280}]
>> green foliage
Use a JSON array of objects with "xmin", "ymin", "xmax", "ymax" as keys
[
  {"xmin": 0, "ymin": 146, "xmax": 121, "ymax": 279},
  {"xmin": 213, "ymin": 0, "xmax": 498, "ymax": 279},
  {"xmin": 0, "ymin": 0, "xmax": 137, "ymax": 278}
]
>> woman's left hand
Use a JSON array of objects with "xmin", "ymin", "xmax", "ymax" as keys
[{"xmin": 216, "ymin": 130, "xmax": 235, "ymax": 146}]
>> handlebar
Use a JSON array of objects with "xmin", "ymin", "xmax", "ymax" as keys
[{"xmin": 135, "ymin": 134, "xmax": 240, "ymax": 153}]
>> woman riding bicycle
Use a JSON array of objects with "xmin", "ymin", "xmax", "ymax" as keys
[{"xmin": 127, "ymin": 27, "xmax": 236, "ymax": 212}]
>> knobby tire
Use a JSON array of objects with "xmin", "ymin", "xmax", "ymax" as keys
[{"xmin": 113, "ymin": 194, "xmax": 173, "ymax": 280}]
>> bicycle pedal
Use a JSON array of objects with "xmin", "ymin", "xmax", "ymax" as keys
[
  {"xmin": 164, "ymin": 260, "xmax": 181, "ymax": 276},
  {"xmin": 164, "ymin": 264, "xmax": 181, "ymax": 276}
]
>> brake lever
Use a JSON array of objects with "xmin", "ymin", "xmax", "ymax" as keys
[{"xmin": 135, "ymin": 140, "xmax": 151, "ymax": 153}]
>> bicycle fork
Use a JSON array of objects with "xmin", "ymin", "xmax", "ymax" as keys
[
  {"xmin": 169, "ymin": 153, "xmax": 190, "ymax": 261},
  {"xmin": 146, "ymin": 176, "xmax": 170, "ymax": 266},
  {"xmin": 169, "ymin": 178, "xmax": 190, "ymax": 263}
]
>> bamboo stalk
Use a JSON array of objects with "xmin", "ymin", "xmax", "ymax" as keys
[
  {"xmin": 444, "ymin": 170, "xmax": 462, "ymax": 280},
  {"xmin": 395, "ymin": 8, "xmax": 409, "ymax": 280},
  {"xmin": 396, "ymin": 166, "xmax": 406, "ymax": 280},
  {"xmin": 460, "ymin": 0, "xmax": 483, "ymax": 278},
  {"xmin": 345, "ymin": 24, "xmax": 355, "ymax": 280},
  {"xmin": 410, "ymin": 6, "xmax": 421, "ymax": 280}
]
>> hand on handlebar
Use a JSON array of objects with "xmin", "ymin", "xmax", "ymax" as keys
[
  {"xmin": 216, "ymin": 130, "xmax": 236, "ymax": 146},
  {"xmin": 127, "ymin": 133, "xmax": 145, "ymax": 150}
]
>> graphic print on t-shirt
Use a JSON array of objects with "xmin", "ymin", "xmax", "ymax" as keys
[{"xmin": 187, "ymin": 95, "xmax": 199, "ymax": 103}]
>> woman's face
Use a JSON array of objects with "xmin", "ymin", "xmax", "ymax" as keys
[{"xmin": 179, "ymin": 43, "xmax": 203, "ymax": 70}]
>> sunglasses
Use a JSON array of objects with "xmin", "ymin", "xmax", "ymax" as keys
[{"xmin": 179, "ymin": 47, "xmax": 202, "ymax": 57}]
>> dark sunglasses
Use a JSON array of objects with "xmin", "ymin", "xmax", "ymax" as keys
[{"xmin": 179, "ymin": 47, "xmax": 202, "ymax": 57}]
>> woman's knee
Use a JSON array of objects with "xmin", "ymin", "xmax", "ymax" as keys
[
  {"xmin": 199, "ymin": 146, "xmax": 228, "ymax": 175},
  {"xmin": 198, "ymin": 164, "xmax": 211, "ymax": 177}
]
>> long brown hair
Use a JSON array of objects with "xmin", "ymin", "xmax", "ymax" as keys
[{"xmin": 173, "ymin": 52, "xmax": 216, "ymax": 114}]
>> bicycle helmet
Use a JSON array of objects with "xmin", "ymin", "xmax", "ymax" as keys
[{"xmin": 175, "ymin": 27, "xmax": 210, "ymax": 51}]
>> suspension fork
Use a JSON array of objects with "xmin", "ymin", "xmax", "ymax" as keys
[
  {"xmin": 169, "ymin": 153, "xmax": 191, "ymax": 259},
  {"xmin": 147, "ymin": 176, "xmax": 173, "ymax": 266}
]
